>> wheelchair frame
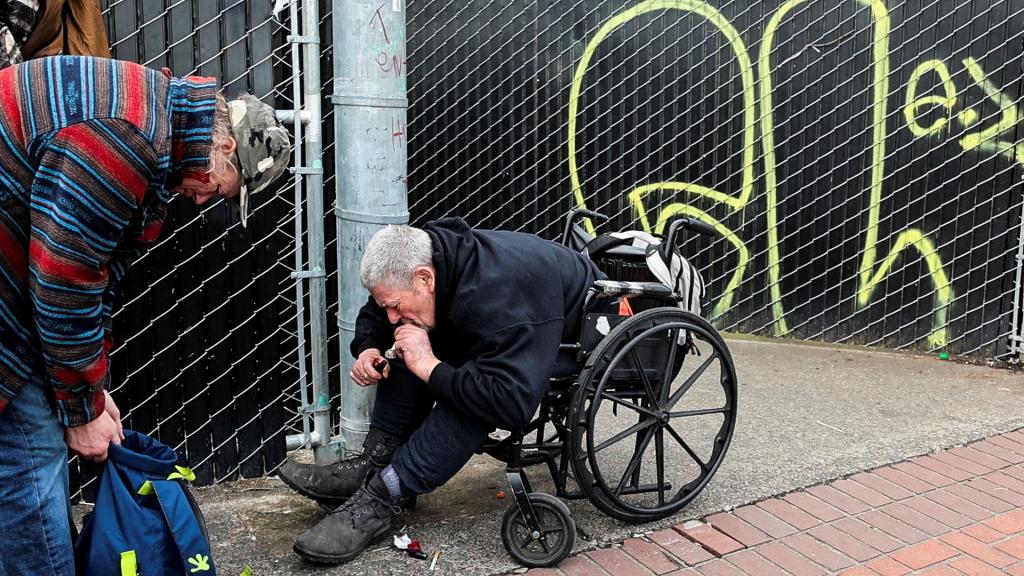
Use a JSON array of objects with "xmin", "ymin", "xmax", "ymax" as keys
[{"xmin": 483, "ymin": 211, "xmax": 739, "ymax": 568}]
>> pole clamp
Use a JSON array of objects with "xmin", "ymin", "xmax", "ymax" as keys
[
  {"xmin": 300, "ymin": 404, "xmax": 331, "ymax": 415},
  {"xmin": 335, "ymin": 208, "xmax": 409, "ymax": 225},
  {"xmin": 291, "ymin": 268, "xmax": 326, "ymax": 280},
  {"xmin": 331, "ymin": 94, "xmax": 408, "ymax": 109},
  {"xmin": 290, "ymin": 166, "xmax": 324, "ymax": 176},
  {"xmin": 287, "ymin": 34, "xmax": 320, "ymax": 45}
]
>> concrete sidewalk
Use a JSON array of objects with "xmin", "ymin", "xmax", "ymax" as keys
[{"xmin": 195, "ymin": 336, "xmax": 1024, "ymax": 575}]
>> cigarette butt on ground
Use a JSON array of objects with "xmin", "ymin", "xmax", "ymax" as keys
[{"xmin": 429, "ymin": 549, "xmax": 440, "ymax": 570}]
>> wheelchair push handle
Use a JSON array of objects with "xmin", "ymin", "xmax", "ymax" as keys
[
  {"xmin": 663, "ymin": 217, "xmax": 716, "ymax": 259},
  {"xmin": 560, "ymin": 209, "xmax": 610, "ymax": 247}
]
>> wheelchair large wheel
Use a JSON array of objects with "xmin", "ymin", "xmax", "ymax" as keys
[
  {"xmin": 500, "ymin": 493, "xmax": 576, "ymax": 568},
  {"xmin": 569, "ymin": 308, "xmax": 737, "ymax": 523}
]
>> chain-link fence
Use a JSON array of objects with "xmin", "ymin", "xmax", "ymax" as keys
[
  {"xmin": 403, "ymin": 0, "xmax": 1024, "ymax": 359},
  {"xmin": 76, "ymin": 0, "xmax": 316, "ymax": 493},
  {"xmin": 79, "ymin": 0, "xmax": 1024, "ymax": 489}
]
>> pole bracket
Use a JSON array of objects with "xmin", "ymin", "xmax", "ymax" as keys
[
  {"xmin": 300, "ymin": 404, "xmax": 331, "ymax": 415},
  {"xmin": 291, "ymin": 268, "xmax": 326, "ymax": 280},
  {"xmin": 335, "ymin": 208, "xmax": 409, "ymax": 225},
  {"xmin": 287, "ymin": 34, "xmax": 320, "ymax": 45},
  {"xmin": 331, "ymin": 94, "xmax": 408, "ymax": 109}
]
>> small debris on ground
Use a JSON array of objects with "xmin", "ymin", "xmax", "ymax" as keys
[{"xmin": 393, "ymin": 533, "xmax": 427, "ymax": 559}]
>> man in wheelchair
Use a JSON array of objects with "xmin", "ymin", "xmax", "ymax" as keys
[{"xmin": 281, "ymin": 217, "xmax": 606, "ymax": 565}]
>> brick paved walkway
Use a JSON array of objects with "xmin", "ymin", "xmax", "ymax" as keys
[{"xmin": 524, "ymin": 429, "xmax": 1024, "ymax": 576}]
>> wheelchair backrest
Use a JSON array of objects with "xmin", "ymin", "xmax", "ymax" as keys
[{"xmin": 581, "ymin": 231, "xmax": 705, "ymax": 317}]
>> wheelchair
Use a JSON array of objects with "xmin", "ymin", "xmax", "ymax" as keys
[{"xmin": 481, "ymin": 210, "xmax": 738, "ymax": 568}]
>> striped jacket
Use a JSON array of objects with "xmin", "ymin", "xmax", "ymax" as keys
[{"xmin": 0, "ymin": 56, "xmax": 216, "ymax": 426}]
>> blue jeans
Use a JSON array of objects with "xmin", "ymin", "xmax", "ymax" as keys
[
  {"xmin": 373, "ymin": 362, "xmax": 495, "ymax": 496},
  {"xmin": 0, "ymin": 380, "xmax": 73, "ymax": 576}
]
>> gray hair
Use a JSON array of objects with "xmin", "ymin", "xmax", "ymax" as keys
[
  {"xmin": 208, "ymin": 93, "xmax": 239, "ymax": 177},
  {"xmin": 360, "ymin": 225, "xmax": 433, "ymax": 290}
]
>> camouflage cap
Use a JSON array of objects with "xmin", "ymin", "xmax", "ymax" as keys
[{"xmin": 227, "ymin": 94, "xmax": 291, "ymax": 227}]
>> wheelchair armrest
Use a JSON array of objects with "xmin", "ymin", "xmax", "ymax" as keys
[{"xmin": 591, "ymin": 279, "xmax": 674, "ymax": 300}]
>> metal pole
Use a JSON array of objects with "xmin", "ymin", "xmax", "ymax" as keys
[
  {"xmin": 1012, "ymin": 179, "xmax": 1024, "ymax": 356},
  {"xmin": 285, "ymin": 0, "xmax": 312, "ymax": 450},
  {"xmin": 281, "ymin": 0, "xmax": 330, "ymax": 455},
  {"xmin": 331, "ymin": 0, "xmax": 408, "ymax": 459},
  {"xmin": 296, "ymin": 0, "xmax": 332, "ymax": 464}
]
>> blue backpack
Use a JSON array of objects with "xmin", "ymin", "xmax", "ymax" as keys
[{"xmin": 75, "ymin": 430, "xmax": 217, "ymax": 576}]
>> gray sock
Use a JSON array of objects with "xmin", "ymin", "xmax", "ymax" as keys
[{"xmin": 379, "ymin": 465, "xmax": 403, "ymax": 500}]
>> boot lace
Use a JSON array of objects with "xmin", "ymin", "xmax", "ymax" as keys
[
  {"xmin": 335, "ymin": 437, "xmax": 398, "ymax": 471},
  {"xmin": 331, "ymin": 486, "xmax": 403, "ymax": 519},
  {"xmin": 337, "ymin": 454, "xmax": 370, "ymax": 471}
]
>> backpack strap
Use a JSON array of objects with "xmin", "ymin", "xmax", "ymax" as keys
[
  {"xmin": 120, "ymin": 551, "xmax": 138, "ymax": 576},
  {"xmin": 151, "ymin": 480, "xmax": 217, "ymax": 575},
  {"xmin": 581, "ymin": 233, "xmax": 631, "ymax": 259}
]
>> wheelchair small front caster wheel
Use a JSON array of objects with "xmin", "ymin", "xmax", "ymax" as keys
[{"xmin": 500, "ymin": 492, "xmax": 576, "ymax": 568}]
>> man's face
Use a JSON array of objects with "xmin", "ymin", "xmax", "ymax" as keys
[
  {"xmin": 371, "ymin": 267, "xmax": 436, "ymax": 330},
  {"xmin": 172, "ymin": 136, "xmax": 243, "ymax": 205},
  {"xmin": 173, "ymin": 166, "xmax": 242, "ymax": 205}
]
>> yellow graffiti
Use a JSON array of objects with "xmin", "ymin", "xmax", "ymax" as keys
[
  {"xmin": 566, "ymin": 0, "xmax": 757, "ymax": 322},
  {"xmin": 757, "ymin": 0, "xmax": 810, "ymax": 336},
  {"xmin": 569, "ymin": 0, "xmax": 963, "ymax": 347},
  {"xmin": 959, "ymin": 57, "xmax": 1024, "ymax": 165},
  {"xmin": 857, "ymin": 0, "xmax": 951, "ymax": 348},
  {"xmin": 567, "ymin": 0, "xmax": 757, "ymax": 224},
  {"xmin": 904, "ymin": 59, "xmax": 956, "ymax": 136},
  {"xmin": 906, "ymin": 57, "xmax": 1024, "ymax": 165},
  {"xmin": 628, "ymin": 186, "xmax": 748, "ymax": 318}
]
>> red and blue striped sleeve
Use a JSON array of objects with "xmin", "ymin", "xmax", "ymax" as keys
[{"xmin": 28, "ymin": 118, "xmax": 159, "ymax": 427}]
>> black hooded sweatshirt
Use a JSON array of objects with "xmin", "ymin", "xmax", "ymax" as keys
[{"xmin": 351, "ymin": 218, "xmax": 604, "ymax": 431}]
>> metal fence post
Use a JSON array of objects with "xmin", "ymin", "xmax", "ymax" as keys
[
  {"xmin": 283, "ymin": 0, "xmax": 331, "ymax": 456},
  {"xmin": 331, "ymin": 0, "xmax": 408, "ymax": 460},
  {"xmin": 284, "ymin": 0, "xmax": 313, "ymax": 451},
  {"xmin": 297, "ymin": 0, "xmax": 331, "ymax": 463},
  {"xmin": 1012, "ymin": 176, "xmax": 1024, "ymax": 357}
]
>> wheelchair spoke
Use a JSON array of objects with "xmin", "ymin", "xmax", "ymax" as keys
[
  {"xmin": 669, "ymin": 406, "xmax": 729, "ymax": 418},
  {"xmin": 601, "ymin": 391, "xmax": 658, "ymax": 417},
  {"xmin": 666, "ymin": 424, "xmax": 710, "ymax": 473},
  {"xmin": 655, "ymin": 427, "xmax": 665, "ymax": 505},
  {"xmin": 660, "ymin": 327, "xmax": 680, "ymax": 402},
  {"xmin": 629, "ymin": 345, "xmax": 659, "ymax": 406},
  {"xmin": 614, "ymin": 425, "xmax": 656, "ymax": 496},
  {"xmin": 665, "ymin": 350, "xmax": 717, "ymax": 411},
  {"xmin": 593, "ymin": 418, "xmax": 656, "ymax": 454}
]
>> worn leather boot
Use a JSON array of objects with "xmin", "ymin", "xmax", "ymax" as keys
[
  {"xmin": 292, "ymin": 470, "xmax": 403, "ymax": 565},
  {"xmin": 278, "ymin": 428, "xmax": 401, "ymax": 506}
]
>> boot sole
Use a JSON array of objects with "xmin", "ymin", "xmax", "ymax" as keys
[
  {"xmin": 278, "ymin": 469, "xmax": 350, "ymax": 507},
  {"xmin": 292, "ymin": 526, "xmax": 391, "ymax": 565}
]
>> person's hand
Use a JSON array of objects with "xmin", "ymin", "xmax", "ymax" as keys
[
  {"xmin": 393, "ymin": 324, "xmax": 440, "ymax": 381},
  {"xmin": 103, "ymin": 389, "xmax": 125, "ymax": 442},
  {"xmin": 65, "ymin": 411, "xmax": 120, "ymax": 462},
  {"xmin": 351, "ymin": 348, "xmax": 389, "ymax": 387}
]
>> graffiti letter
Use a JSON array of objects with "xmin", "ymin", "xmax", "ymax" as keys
[
  {"xmin": 568, "ymin": 0, "xmax": 756, "ymax": 322},
  {"xmin": 756, "ymin": 0, "xmax": 814, "ymax": 336},
  {"xmin": 959, "ymin": 57, "xmax": 1024, "ymax": 165},
  {"xmin": 856, "ymin": 0, "xmax": 952, "ymax": 348},
  {"xmin": 904, "ymin": 60, "xmax": 956, "ymax": 137}
]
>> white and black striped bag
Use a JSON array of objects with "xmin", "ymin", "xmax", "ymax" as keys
[{"xmin": 583, "ymin": 230, "xmax": 705, "ymax": 317}]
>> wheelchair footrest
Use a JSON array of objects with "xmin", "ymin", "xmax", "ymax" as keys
[{"xmin": 592, "ymin": 279, "xmax": 675, "ymax": 299}]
